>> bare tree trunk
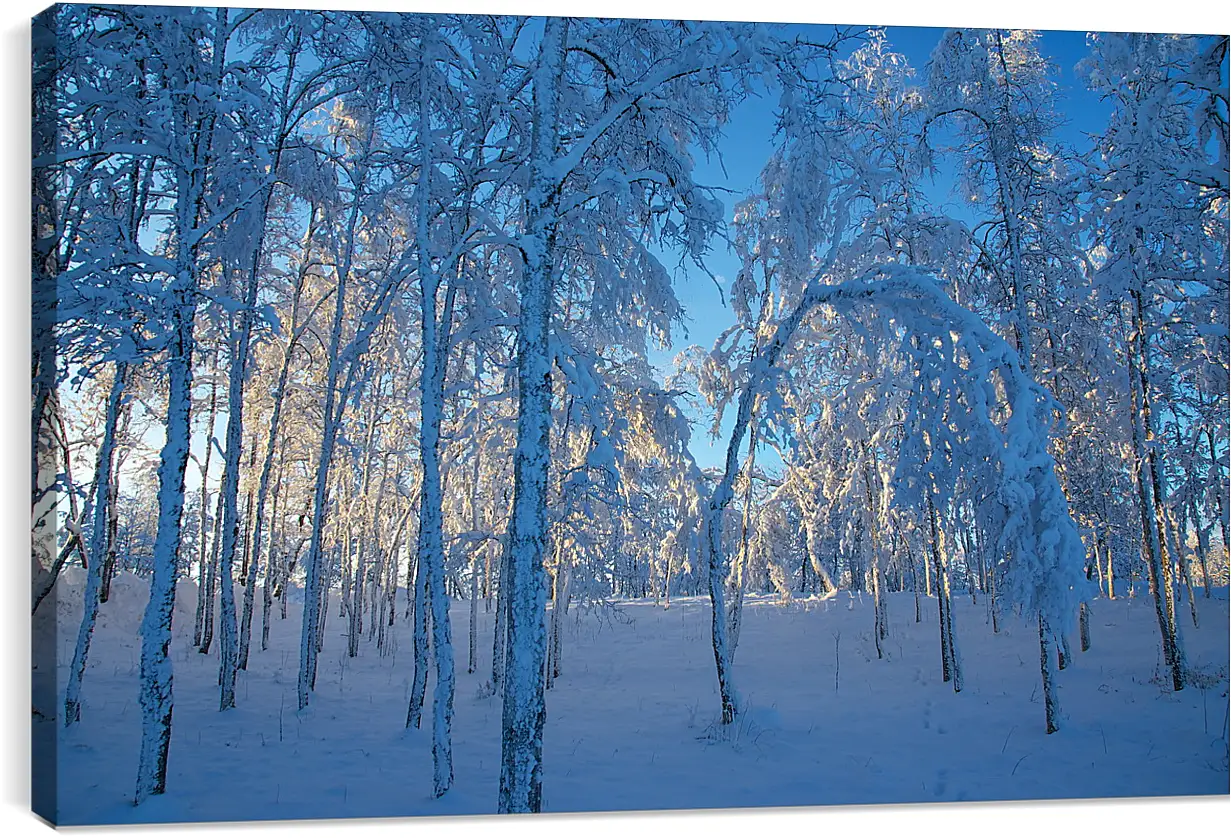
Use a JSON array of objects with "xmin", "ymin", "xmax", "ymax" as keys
[
  {"xmin": 727, "ymin": 422, "xmax": 758, "ymax": 662},
  {"xmin": 315, "ymin": 544, "xmax": 334, "ymax": 655},
  {"xmin": 1039, "ymin": 612, "xmax": 1060, "ymax": 734},
  {"xmin": 200, "ymin": 481, "xmax": 225, "ymax": 655},
  {"xmin": 553, "ymin": 564, "xmax": 570, "ymax": 681},
  {"xmin": 469, "ymin": 552, "xmax": 479, "ymax": 675},
  {"xmin": 545, "ymin": 561, "xmax": 558, "ymax": 691},
  {"xmin": 367, "ymin": 456, "xmax": 392, "ymax": 643},
  {"xmin": 960, "ymin": 526, "xmax": 978, "ymax": 606},
  {"xmin": 135, "ymin": 65, "xmax": 220, "ymax": 792},
  {"xmin": 100, "ymin": 456, "xmax": 122, "ymax": 604},
  {"xmin": 135, "ymin": 293, "xmax": 194, "ymax": 802},
  {"xmin": 1102, "ymin": 527, "xmax": 1114, "ymax": 599},
  {"xmin": 1127, "ymin": 293, "xmax": 1185, "ymax": 691},
  {"xmin": 491, "ymin": 541, "xmax": 508, "ymax": 693},
  {"xmin": 1090, "ymin": 530, "xmax": 1104, "ymax": 595},
  {"xmin": 940, "ymin": 544, "xmax": 962, "ymax": 692},
  {"xmin": 194, "ymin": 358, "xmax": 220, "ymax": 648},
  {"xmin": 989, "ymin": 550, "xmax": 1000, "ymax": 634},
  {"xmin": 468, "ymin": 349, "xmax": 486, "ymax": 673},
  {"xmin": 260, "ymin": 464, "xmax": 283, "ymax": 653},
  {"xmin": 405, "ymin": 539, "xmax": 418, "ymax": 621},
  {"xmin": 1169, "ymin": 505, "xmax": 1200, "ymax": 628},
  {"xmin": 498, "ymin": 19, "xmax": 567, "ymax": 814},
  {"xmin": 1186, "ymin": 494, "xmax": 1212, "ymax": 598},
  {"xmin": 545, "ymin": 536, "xmax": 571, "ymax": 689},
  {"xmin": 340, "ymin": 520, "xmax": 353, "ymax": 628},
  {"xmin": 484, "ymin": 547, "xmax": 493, "ymax": 612},
  {"xmin": 236, "ymin": 442, "xmax": 259, "ymax": 671},
  {"xmin": 215, "ymin": 300, "xmax": 247, "ymax": 710},
  {"xmin": 908, "ymin": 537, "xmax": 921, "ymax": 624},
  {"xmin": 927, "ymin": 493, "xmax": 959, "ymax": 690},
  {"xmin": 860, "ymin": 444, "xmax": 888, "ymax": 657},
  {"xmin": 664, "ymin": 531, "xmax": 674, "ymax": 608},
  {"xmin": 804, "ymin": 517, "xmax": 835, "ymax": 595},
  {"xmin": 348, "ymin": 401, "xmax": 381, "ymax": 658},
  {"xmin": 65, "ymin": 363, "xmax": 126, "ymax": 725},
  {"xmin": 412, "ymin": 40, "xmax": 458, "ymax": 794},
  {"xmin": 32, "ymin": 514, "xmax": 85, "ymax": 616},
  {"xmin": 379, "ymin": 503, "xmax": 412, "ymax": 656},
  {"xmin": 406, "ymin": 548, "xmax": 430, "ymax": 729}
]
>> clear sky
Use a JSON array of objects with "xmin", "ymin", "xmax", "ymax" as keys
[{"xmin": 647, "ymin": 24, "xmax": 1112, "ymax": 471}]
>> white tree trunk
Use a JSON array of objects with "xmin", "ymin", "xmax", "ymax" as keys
[
  {"xmin": 1127, "ymin": 291, "xmax": 1185, "ymax": 691},
  {"xmin": 727, "ymin": 422, "xmax": 758, "ymax": 663},
  {"xmin": 499, "ymin": 17, "xmax": 568, "ymax": 815},
  {"xmin": 414, "ymin": 30, "xmax": 455, "ymax": 795},
  {"xmin": 64, "ymin": 363, "xmax": 126, "ymax": 725},
  {"xmin": 193, "ymin": 359, "xmax": 219, "ymax": 649},
  {"xmin": 490, "ymin": 543, "xmax": 507, "ymax": 692},
  {"xmin": 1039, "ymin": 611, "xmax": 1060, "ymax": 734},
  {"xmin": 135, "ymin": 166, "xmax": 201, "ymax": 803},
  {"xmin": 469, "ymin": 555, "xmax": 479, "ymax": 675},
  {"xmin": 406, "ymin": 555, "xmax": 430, "ymax": 729}
]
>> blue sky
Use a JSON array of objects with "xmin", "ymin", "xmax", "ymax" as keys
[{"xmin": 646, "ymin": 24, "xmax": 1112, "ymax": 470}]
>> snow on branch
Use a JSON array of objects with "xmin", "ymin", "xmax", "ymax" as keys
[{"xmin": 708, "ymin": 263, "xmax": 1086, "ymax": 622}]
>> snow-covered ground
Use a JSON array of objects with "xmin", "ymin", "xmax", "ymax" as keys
[{"xmin": 38, "ymin": 570, "xmax": 1229, "ymax": 825}]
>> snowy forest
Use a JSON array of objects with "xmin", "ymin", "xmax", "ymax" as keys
[{"xmin": 30, "ymin": 4, "xmax": 1230, "ymax": 825}]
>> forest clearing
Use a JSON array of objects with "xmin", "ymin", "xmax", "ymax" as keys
[{"xmin": 42, "ymin": 570, "xmax": 1230, "ymax": 823}]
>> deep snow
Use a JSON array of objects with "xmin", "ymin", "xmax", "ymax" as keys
[{"xmin": 36, "ymin": 569, "xmax": 1229, "ymax": 825}]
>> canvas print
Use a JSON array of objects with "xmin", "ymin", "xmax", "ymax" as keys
[{"xmin": 30, "ymin": 2, "xmax": 1230, "ymax": 826}]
